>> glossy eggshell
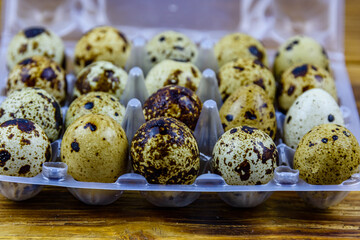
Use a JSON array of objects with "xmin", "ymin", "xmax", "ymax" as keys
[
  {"xmin": 6, "ymin": 55, "xmax": 67, "ymax": 104},
  {"xmin": 145, "ymin": 60, "xmax": 202, "ymax": 95},
  {"xmin": 214, "ymin": 33, "xmax": 268, "ymax": 68},
  {"xmin": 131, "ymin": 117, "xmax": 200, "ymax": 185},
  {"xmin": 66, "ymin": 92, "xmax": 125, "ymax": 129},
  {"xmin": 6, "ymin": 26, "xmax": 65, "ymax": 71},
  {"xmin": 212, "ymin": 126, "xmax": 278, "ymax": 185},
  {"xmin": 145, "ymin": 31, "xmax": 198, "ymax": 68},
  {"xmin": 273, "ymin": 35, "xmax": 330, "ymax": 79},
  {"xmin": 0, "ymin": 88, "xmax": 63, "ymax": 142},
  {"xmin": 284, "ymin": 89, "xmax": 344, "ymax": 149},
  {"xmin": 0, "ymin": 119, "xmax": 51, "ymax": 177},
  {"xmin": 278, "ymin": 64, "xmax": 337, "ymax": 111},
  {"xmin": 143, "ymin": 85, "xmax": 202, "ymax": 130},
  {"xmin": 61, "ymin": 114, "xmax": 128, "ymax": 183},
  {"xmin": 74, "ymin": 26, "xmax": 131, "ymax": 74},
  {"xmin": 218, "ymin": 58, "xmax": 275, "ymax": 101},
  {"xmin": 73, "ymin": 61, "xmax": 128, "ymax": 99},
  {"xmin": 294, "ymin": 124, "xmax": 360, "ymax": 185},
  {"xmin": 220, "ymin": 85, "xmax": 276, "ymax": 139}
]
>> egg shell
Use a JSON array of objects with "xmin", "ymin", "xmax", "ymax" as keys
[
  {"xmin": 73, "ymin": 61, "xmax": 128, "ymax": 99},
  {"xmin": 145, "ymin": 31, "xmax": 198, "ymax": 69},
  {"xmin": 0, "ymin": 119, "xmax": 51, "ymax": 177},
  {"xmin": 214, "ymin": 33, "xmax": 268, "ymax": 68},
  {"xmin": 284, "ymin": 88, "xmax": 344, "ymax": 149},
  {"xmin": 273, "ymin": 35, "xmax": 330, "ymax": 79},
  {"xmin": 219, "ymin": 85, "xmax": 276, "ymax": 140},
  {"xmin": 74, "ymin": 26, "xmax": 131, "ymax": 74},
  {"xmin": 212, "ymin": 126, "xmax": 278, "ymax": 185},
  {"xmin": 278, "ymin": 64, "xmax": 337, "ymax": 111},
  {"xmin": 66, "ymin": 92, "xmax": 125, "ymax": 129},
  {"xmin": 218, "ymin": 58, "xmax": 275, "ymax": 101},
  {"xmin": 6, "ymin": 26, "xmax": 65, "ymax": 71},
  {"xmin": 131, "ymin": 117, "xmax": 200, "ymax": 185},
  {"xmin": 145, "ymin": 60, "xmax": 201, "ymax": 95},
  {"xmin": 61, "ymin": 114, "xmax": 128, "ymax": 183},
  {"xmin": 0, "ymin": 88, "xmax": 63, "ymax": 142},
  {"xmin": 294, "ymin": 124, "xmax": 360, "ymax": 185},
  {"xmin": 143, "ymin": 85, "xmax": 202, "ymax": 131},
  {"xmin": 6, "ymin": 55, "xmax": 67, "ymax": 104}
]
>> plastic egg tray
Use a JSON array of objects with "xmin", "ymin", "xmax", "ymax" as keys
[{"xmin": 0, "ymin": 0, "xmax": 359, "ymax": 209}]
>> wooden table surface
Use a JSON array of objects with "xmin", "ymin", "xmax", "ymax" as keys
[{"xmin": 1, "ymin": 1, "xmax": 360, "ymax": 239}]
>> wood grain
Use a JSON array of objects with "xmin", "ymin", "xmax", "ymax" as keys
[{"xmin": 0, "ymin": 1, "xmax": 360, "ymax": 239}]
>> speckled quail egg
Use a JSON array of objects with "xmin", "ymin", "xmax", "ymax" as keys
[
  {"xmin": 294, "ymin": 124, "xmax": 360, "ymax": 185},
  {"xmin": 284, "ymin": 89, "xmax": 344, "ymax": 149},
  {"xmin": 219, "ymin": 85, "xmax": 276, "ymax": 140},
  {"xmin": 73, "ymin": 61, "xmax": 128, "ymax": 99},
  {"xmin": 131, "ymin": 117, "xmax": 200, "ymax": 185},
  {"xmin": 65, "ymin": 92, "xmax": 125, "ymax": 129},
  {"xmin": 74, "ymin": 26, "xmax": 131, "ymax": 74},
  {"xmin": 61, "ymin": 114, "xmax": 128, "ymax": 183},
  {"xmin": 0, "ymin": 88, "xmax": 63, "ymax": 142},
  {"xmin": 218, "ymin": 58, "xmax": 276, "ymax": 101},
  {"xmin": 145, "ymin": 31, "xmax": 198, "ymax": 69},
  {"xmin": 0, "ymin": 119, "xmax": 51, "ymax": 177},
  {"xmin": 278, "ymin": 64, "xmax": 337, "ymax": 111},
  {"xmin": 214, "ymin": 33, "xmax": 268, "ymax": 68},
  {"xmin": 143, "ymin": 85, "xmax": 202, "ymax": 131},
  {"xmin": 145, "ymin": 60, "xmax": 201, "ymax": 95},
  {"xmin": 6, "ymin": 26, "xmax": 65, "ymax": 71},
  {"xmin": 273, "ymin": 35, "xmax": 330, "ymax": 79},
  {"xmin": 6, "ymin": 55, "xmax": 67, "ymax": 104},
  {"xmin": 212, "ymin": 126, "xmax": 278, "ymax": 185}
]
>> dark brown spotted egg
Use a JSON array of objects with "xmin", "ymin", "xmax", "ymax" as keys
[
  {"xmin": 6, "ymin": 55, "xmax": 67, "ymax": 104},
  {"xmin": 218, "ymin": 58, "xmax": 275, "ymax": 101},
  {"xmin": 278, "ymin": 64, "xmax": 337, "ymax": 111},
  {"xmin": 273, "ymin": 35, "xmax": 330, "ymax": 79},
  {"xmin": 294, "ymin": 124, "xmax": 360, "ymax": 185},
  {"xmin": 145, "ymin": 31, "xmax": 198, "ymax": 69},
  {"xmin": 145, "ymin": 60, "xmax": 201, "ymax": 95},
  {"xmin": 73, "ymin": 61, "xmax": 128, "ymax": 99},
  {"xmin": 214, "ymin": 33, "xmax": 268, "ymax": 68},
  {"xmin": 0, "ymin": 88, "xmax": 63, "ymax": 142},
  {"xmin": 74, "ymin": 26, "xmax": 131, "ymax": 74},
  {"xmin": 61, "ymin": 114, "xmax": 128, "ymax": 183},
  {"xmin": 219, "ymin": 85, "xmax": 276, "ymax": 140},
  {"xmin": 6, "ymin": 26, "xmax": 65, "ymax": 71},
  {"xmin": 212, "ymin": 126, "xmax": 278, "ymax": 185},
  {"xmin": 0, "ymin": 119, "xmax": 51, "ymax": 177},
  {"xmin": 131, "ymin": 117, "xmax": 200, "ymax": 185},
  {"xmin": 143, "ymin": 85, "xmax": 202, "ymax": 131},
  {"xmin": 65, "ymin": 92, "xmax": 125, "ymax": 129}
]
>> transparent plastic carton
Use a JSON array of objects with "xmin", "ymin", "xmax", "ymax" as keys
[{"xmin": 0, "ymin": 0, "xmax": 359, "ymax": 209}]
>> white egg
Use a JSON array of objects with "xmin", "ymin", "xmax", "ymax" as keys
[{"xmin": 284, "ymin": 88, "xmax": 344, "ymax": 149}]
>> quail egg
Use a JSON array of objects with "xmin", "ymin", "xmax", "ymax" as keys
[
  {"xmin": 212, "ymin": 126, "xmax": 278, "ymax": 185},
  {"xmin": 0, "ymin": 119, "xmax": 51, "ymax": 177},
  {"xmin": 294, "ymin": 124, "xmax": 360, "ymax": 185},
  {"xmin": 284, "ymin": 88, "xmax": 344, "ymax": 149},
  {"xmin": 278, "ymin": 64, "xmax": 337, "ymax": 111},
  {"xmin": 219, "ymin": 85, "xmax": 276, "ymax": 140},
  {"xmin": 61, "ymin": 114, "xmax": 128, "ymax": 183},
  {"xmin": 131, "ymin": 117, "xmax": 200, "ymax": 184},
  {"xmin": 74, "ymin": 26, "xmax": 131, "ymax": 74},
  {"xmin": 0, "ymin": 88, "xmax": 63, "ymax": 142},
  {"xmin": 65, "ymin": 92, "xmax": 125, "ymax": 129},
  {"xmin": 143, "ymin": 85, "xmax": 202, "ymax": 131},
  {"xmin": 6, "ymin": 55, "xmax": 67, "ymax": 104},
  {"xmin": 218, "ymin": 58, "xmax": 275, "ymax": 101},
  {"xmin": 214, "ymin": 33, "xmax": 268, "ymax": 68},
  {"xmin": 6, "ymin": 26, "xmax": 65, "ymax": 70}
]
